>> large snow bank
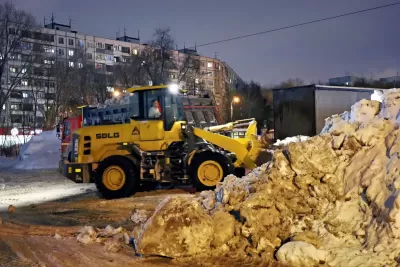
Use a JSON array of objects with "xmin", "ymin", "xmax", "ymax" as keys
[
  {"xmin": 13, "ymin": 129, "xmax": 60, "ymax": 170},
  {"xmin": 135, "ymin": 88, "xmax": 400, "ymax": 266}
]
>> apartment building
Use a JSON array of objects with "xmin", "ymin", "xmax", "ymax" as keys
[{"xmin": 2, "ymin": 21, "xmax": 243, "ymax": 130}]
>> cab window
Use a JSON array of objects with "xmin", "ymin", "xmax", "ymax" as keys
[{"xmin": 143, "ymin": 89, "xmax": 164, "ymax": 120}]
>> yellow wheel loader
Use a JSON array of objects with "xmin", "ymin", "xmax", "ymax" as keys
[{"xmin": 62, "ymin": 85, "xmax": 268, "ymax": 199}]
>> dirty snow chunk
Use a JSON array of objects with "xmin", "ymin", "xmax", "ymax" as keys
[
  {"xmin": 200, "ymin": 191, "xmax": 216, "ymax": 211},
  {"xmin": 349, "ymin": 99, "xmax": 380, "ymax": 124},
  {"xmin": 379, "ymin": 89, "xmax": 400, "ymax": 120},
  {"xmin": 77, "ymin": 225, "xmax": 98, "ymax": 244},
  {"xmin": 211, "ymin": 211, "xmax": 235, "ymax": 248},
  {"xmin": 131, "ymin": 209, "xmax": 151, "ymax": 224},
  {"xmin": 273, "ymin": 135, "xmax": 309, "ymax": 146},
  {"xmin": 54, "ymin": 233, "xmax": 62, "ymax": 240},
  {"xmin": 137, "ymin": 196, "xmax": 214, "ymax": 257},
  {"xmin": 276, "ymin": 241, "xmax": 326, "ymax": 267},
  {"xmin": 103, "ymin": 239, "xmax": 123, "ymax": 253}
]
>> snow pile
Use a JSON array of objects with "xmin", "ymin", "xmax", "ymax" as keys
[
  {"xmin": 99, "ymin": 92, "xmax": 132, "ymax": 108},
  {"xmin": 137, "ymin": 88, "xmax": 400, "ymax": 266},
  {"xmin": 13, "ymin": 129, "xmax": 60, "ymax": 170}
]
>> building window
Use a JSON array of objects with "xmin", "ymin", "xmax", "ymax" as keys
[
  {"xmin": 44, "ymin": 59, "xmax": 54, "ymax": 64},
  {"xmin": 78, "ymin": 40, "xmax": 84, "ymax": 47},
  {"xmin": 207, "ymin": 62, "xmax": 213, "ymax": 68},
  {"xmin": 22, "ymin": 92, "xmax": 31, "ymax": 98},
  {"xmin": 195, "ymin": 78, "xmax": 199, "ymax": 84},
  {"xmin": 10, "ymin": 103, "xmax": 20, "ymax": 110},
  {"xmin": 68, "ymin": 61, "xmax": 74, "ymax": 67},
  {"xmin": 9, "ymin": 67, "xmax": 16, "ymax": 73},
  {"xmin": 206, "ymin": 72, "xmax": 213, "ymax": 77},
  {"xmin": 121, "ymin": 46, "xmax": 130, "ymax": 54},
  {"xmin": 58, "ymin": 37, "xmax": 64, "ymax": 44},
  {"xmin": 21, "ymin": 80, "xmax": 28, "ymax": 86},
  {"xmin": 87, "ymin": 53, "xmax": 92, "ymax": 60},
  {"xmin": 57, "ymin": 48, "xmax": 64, "ymax": 55},
  {"xmin": 78, "ymin": 62, "xmax": 83, "ymax": 68},
  {"xmin": 96, "ymin": 42, "xmax": 104, "ymax": 49},
  {"xmin": 44, "ymin": 46, "xmax": 55, "ymax": 53},
  {"xmin": 68, "ymin": 39, "xmax": 74, "ymax": 46},
  {"xmin": 68, "ymin": 49, "xmax": 74, "ymax": 56},
  {"xmin": 132, "ymin": 49, "xmax": 138, "ymax": 55},
  {"xmin": 86, "ymin": 41, "xmax": 93, "ymax": 48},
  {"xmin": 105, "ymin": 44, "xmax": 113, "ymax": 50}
]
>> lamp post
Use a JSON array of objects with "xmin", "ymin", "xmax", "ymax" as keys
[{"xmin": 230, "ymin": 96, "xmax": 240, "ymax": 121}]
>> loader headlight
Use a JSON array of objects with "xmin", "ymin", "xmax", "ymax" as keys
[{"xmin": 168, "ymin": 83, "xmax": 179, "ymax": 94}]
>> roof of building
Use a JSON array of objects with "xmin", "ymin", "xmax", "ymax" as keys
[{"xmin": 272, "ymin": 84, "xmax": 380, "ymax": 92}]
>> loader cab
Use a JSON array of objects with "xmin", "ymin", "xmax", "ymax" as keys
[{"xmin": 130, "ymin": 86, "xmax": 185, "ymax": 131}]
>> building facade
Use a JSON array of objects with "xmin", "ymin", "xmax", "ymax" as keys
[
  {"xmin": 2, "ymin": 21, "xmax": 242, "ymax": 131},
  {"xmin": 328, "ymin": 75, "xmax": 361, "ymax": 86},
  {"xmin": 380, "ymin": 76, "xmax": 400, "ymax": 84}
]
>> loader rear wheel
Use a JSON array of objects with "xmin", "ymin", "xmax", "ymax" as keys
[
  {"xmin": 95, "ymin": 157, "xmax": 139, "ymax": 199},
  {"xmin": 190, "ymin": 152, "xmax": 233, "ymax": 191}
]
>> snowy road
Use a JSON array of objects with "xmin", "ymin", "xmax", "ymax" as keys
[{"xmin": 0, "ymin": 169, "xmax": 96, "ymax": 211}]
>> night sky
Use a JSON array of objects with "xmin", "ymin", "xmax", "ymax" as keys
[{"xmin": 8, "ymin": 0, "xmax": 400, "ymax": 85}]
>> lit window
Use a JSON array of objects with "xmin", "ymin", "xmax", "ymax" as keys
[
  {"xmin": 44, "ymin": 59, "xmax": 54, "ymax": 64},
  {"xmin": 2, "ymin": 105, "xmax": 5, "ymax": 110},
  {"xmin": 22, "ymin": 92, "xmax": 29, "ymax": 98},
  {"xmin": 21, "ymin": 68, "xmax": 26, "ymax": 74},
  {"xmin": 69, "ymin": 61, "xmax": 74, "ymax": 67},
  {"xmin": 68, "ymin": 49, "xmax": 74, "ymax": 56},
  {"xmin": 207, "ymin": 62, "xmax": 213, "ymax": 68},
  {"xmin": 9, "ymin": 67, "xmax": 16, "ymax": 73},
  {"xmin": 195, "ymin": 78, "xmax": 199, "ymax": 84},
  {"xmin": 11, "ymin": 104, "xmax": 19, "ymax": 110},
  {"xmin": 132, "ymin": 49, "xmax": 138, "ymax": 55},
  {"xmin": 78, "ymin": 62, "xmax": 83, "ymax": 68},
  {"xmin": 44, "ymin": 46, "xmax": 55, "ymax": 53},
  {"xmin": 21, "ymin": 80, "xmax": 28, "ymax": 86}
]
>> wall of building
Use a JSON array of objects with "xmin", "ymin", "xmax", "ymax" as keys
[{"xmin": 3, "ymin": 22, "xmax": 243, "ymax": 129}]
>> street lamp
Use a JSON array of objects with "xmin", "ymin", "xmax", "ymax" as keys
[{"xmin": 231, "ymin": 96, "xmax": 240, "ymax": 121}]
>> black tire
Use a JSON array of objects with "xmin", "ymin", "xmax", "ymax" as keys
[
  {"xmin": 234, "ymin": 167, "xmax": 246, "ymax": 178},
  {"xmin": 190, "ymin": 151, "xmax": 233, "ymax": 191},
  {"xmin": 94, "ymin": 157, "xmax": 139, "ymax": 199}
]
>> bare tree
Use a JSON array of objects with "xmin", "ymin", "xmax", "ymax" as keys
[
  {"xmin": 0, "ymin": 1, "xmax": 37, "ymax": 120},
  {"xmin": 139, "ymin": 27, "xmax": 202, "ymax": 88},
  {"xmin": 114, "ymin": 54, "xmax": 146, "ymax": 88}
]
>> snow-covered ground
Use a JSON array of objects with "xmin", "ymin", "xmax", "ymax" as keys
[
  {"xmin": 0, "ymin": 170, "xmax": 96, "ymax": 211},
  {"xmin": 0, "ymin": 130, "xmax": 96, "ymax": 211}
]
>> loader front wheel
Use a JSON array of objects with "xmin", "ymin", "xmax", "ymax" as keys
[
  {"xmin": 190, "ymin": 152, "xmax": 233, "ymax": 191},
  {"xmin": 95, "ymin": 157, "xmax": 139, "ymax": 199}
]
